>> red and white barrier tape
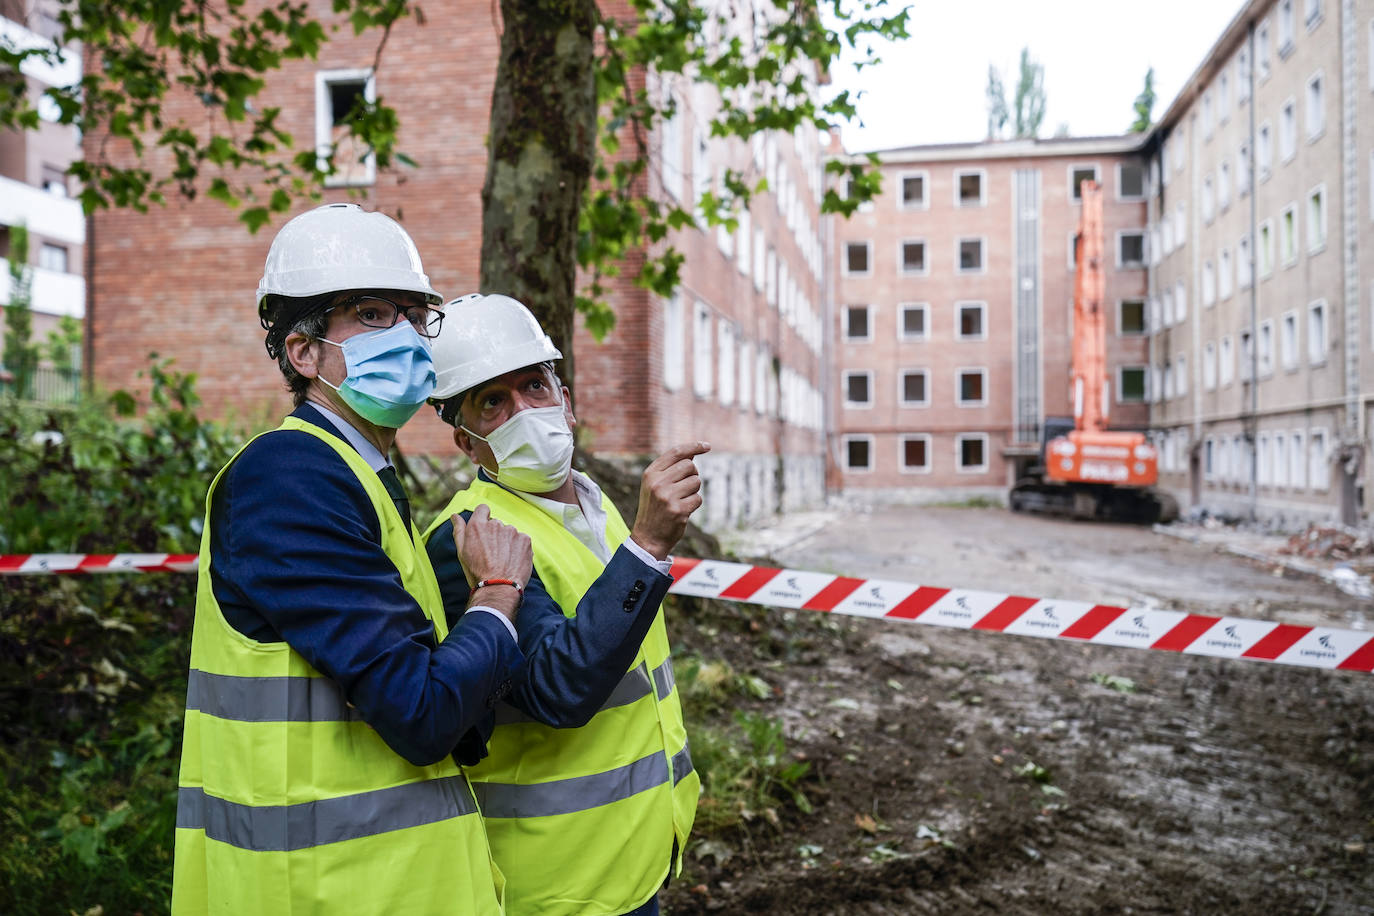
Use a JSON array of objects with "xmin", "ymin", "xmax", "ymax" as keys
[
  {"xmin": 666, "ymin": 557, "xmax": 1374, "ymax": 674},
  {"xmin": 0, "ymin": 553, "xmax": 199, "ymax": 575},
  {"xmin": 3, "ymin": 552, "xmax": 1371, "ymax": 673}
]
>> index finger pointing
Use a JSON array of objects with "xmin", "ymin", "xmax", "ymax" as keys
[{"xmin": 650, "ymin": 440, "xmax": 711, "ymax": 471}]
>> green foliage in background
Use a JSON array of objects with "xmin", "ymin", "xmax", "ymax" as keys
[
  {"xmin": 0, "ymin": 359, "xmax": 238, "ymax": 914},
  {"xmin": 3, "ymin": 223, "xmax": 38, "ymax": 400}
]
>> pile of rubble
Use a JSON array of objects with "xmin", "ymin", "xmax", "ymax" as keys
[{"xmin": 1277, "ymin": 524, "xmax": 1374, "ymax": 563}]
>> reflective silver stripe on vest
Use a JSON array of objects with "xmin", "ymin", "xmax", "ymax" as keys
[
  {"xmin": 176, "ymin": 775, "xmax": 478, "ymax": 851},
  {"xmin": 652, "ymin": 658, "xmax": 676, "ymax": 700},
  {"xmin": 671, "ymin": 743, "xmax": 694, "ymax": 786},
  {"xmin": 475, "ymin": 750, "xmax": 670, "ymax": 819},
  {"xmin": 185, "ymin": 668, "xmax": 364, "ymax": 723},
  {"xmin": 492, "ymin": 660, "xmax": 663, "ymax": 727}
]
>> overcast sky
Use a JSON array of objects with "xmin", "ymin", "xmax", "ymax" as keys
[{"xmin": 828, "ymin": 0, "xmax": 1248, "ymax": 152}]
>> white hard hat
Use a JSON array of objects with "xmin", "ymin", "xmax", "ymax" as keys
[
  {"xmin": 256, "ymin": 203, "xmax": 441, "ymax": 315},
  {"xmin": 429, "ymin": 293, "xmax": 562, "ymax": 402}
]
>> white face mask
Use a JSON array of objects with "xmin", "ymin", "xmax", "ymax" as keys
[{"xmin": 463, "ymin": 403, "xmax": 575, "ymax": 493}]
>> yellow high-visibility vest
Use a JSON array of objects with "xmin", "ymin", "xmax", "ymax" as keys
[
  {"xmin": 426, "ymin": 478, "xmax": 697, "ymax": 916},
  {"xmin": 173, "ymin": 417, "xmax": 503, "ymax": 915}
]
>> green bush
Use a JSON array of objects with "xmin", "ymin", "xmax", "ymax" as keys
[{"xmin": 0, "ymin": 360, "xmax": 238, "ymax": 914}]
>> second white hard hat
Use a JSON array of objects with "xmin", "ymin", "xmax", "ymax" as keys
[{"xmin": 429, "ymin": 293, "xmax": 563, "ymax": 401}]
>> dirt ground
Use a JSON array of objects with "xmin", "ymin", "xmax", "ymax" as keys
[{"xmin": 660, "ymin": 506, "xmax": 1374, "ymax": 915}]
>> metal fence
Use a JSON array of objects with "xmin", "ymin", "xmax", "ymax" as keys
[{"xmin": 0, "ymin": 366, "xmax": 82, "ymax": 404}]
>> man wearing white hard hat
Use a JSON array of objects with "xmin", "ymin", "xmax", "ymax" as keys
[
  {"xmin": 421, "ymin": 293, "xmax": 707, "ymax": 916},
  {"xmin": 173, "ymin": 205, "xmax": 530, "ymax": 915}
]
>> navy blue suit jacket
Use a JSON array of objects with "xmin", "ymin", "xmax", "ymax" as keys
[
  {"xmin": 425, "ymin": 472, "xmax": 672, "ymax": 752},
  {"xmin": 208, "ymin": 404, "xmax": 525, "ymax": 767}
]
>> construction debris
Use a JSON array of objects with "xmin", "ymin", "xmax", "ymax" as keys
[{"xmin": 1277, "ymin": 524, "xmax": 1374, "ymax": 563}]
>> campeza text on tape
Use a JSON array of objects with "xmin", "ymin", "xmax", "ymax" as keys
[{"xmin": 3, "ymin": 552, "xmax": 1371, "ymax": 673}]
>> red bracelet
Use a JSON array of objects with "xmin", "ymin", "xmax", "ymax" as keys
[{"xmin": 474, "ymin": 577, "xmax": 524, "ymax": 597}]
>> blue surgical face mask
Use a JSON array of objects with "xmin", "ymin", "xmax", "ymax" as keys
[{"xmin": 317, "ymin": 321, "xmax": 436, "ymax": 428}]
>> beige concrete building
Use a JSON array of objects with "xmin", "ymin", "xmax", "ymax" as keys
[
  {"xmin": 828, "ymin": 138, "xmax": 1151, "ymax": 501},
  {"xmin": 0, "ymin": 1, "xmax": 84, "ymax": 394},
  {"xmin": 1148, "ymin": 0, "xmax": 1374, "ymax": 524}
]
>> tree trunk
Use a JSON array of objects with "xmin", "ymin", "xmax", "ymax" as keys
[{"xmin": 480, "ymin": 0, "xmax": 598, "ymax": 392}]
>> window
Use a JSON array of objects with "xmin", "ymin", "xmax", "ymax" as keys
[
  {"xmin": 753, "ymin": 227, "xmax": 765, "ymax": 290},
  {"xmin": 900, "ymin": 435, "xmax": 931, "ymax": 473},
  {"xmin": 38, "ymin": 243, "xmax": 68, "ymax": 273},
  {"xmin": 1259, "ymin": 219, "xmax": 1275, "ymax": 276},
  {"xmin": 1280, "ymin": 99, "xmax": 1297, "ymax": 161},
  {"xmin": 717, "ymin": 320, "xmax": 736, "ymax": 406},
  {"xmin": 899, "ymin": 370, "xmax": 929, "ymax": 406},
  {"xmin": 843, "ymin": 370, "xmax": 873, "ymax": 407},
  {"xmin": 1259, "ymin": 320, "xmax": 1275, "ymax": 376},
  {"xmin": 1305, "ymin": 0, "xmax": 1322, "ymax": 28},
  {"xmin": 900, "ymin": 171, "xmax": 928, "ymax": 209},
  {"xmin": 1310, "ymin": 429, "xmax": 1328, "ymax": 490},
  {"xmin": 1218, "ymin": 160, "xmax": 1232, "ymax": 211},
  {"xmin": 1238, "ymin": 142, "xmax": 1251, "ymax": 194},
  {"xmin": 1202, "ymin": 174, "xmax": 1215, "ymax": 223},
  {"xmin": 1202, "ymin": 92, "xmax": 1214, "ymax": 138},
  {"xmin": 901, "ymin": 240, "xmax": 927, "ymax": 274},
  {"xmin": 1177, "ymin": 355, "xmax": 1188, "ymax": 395},
  {"xmin": 957, "ymin": 369, "xmax": 986, "ymax": 406},
  {"xmin": 1306, "ymin": 72, "xmax": 1325, "ymax": 139},
  {"xmin": 1240, "ymin": 328, "xmax": 1254, "ymax": 380},
  {"xmin": 1221, "ymin": 335, "xmax": 1235, "ymax": 384},
  {"xmin": 692, "ymin": 301, "xmax": 713, "ymax": 398},
  {"xmin": 957, "ymin": 302, "xmax": 986, "ymax": 340},
  {"xmin": 663, "ymin": 294, "xmax": 685, "ymax": 390},
  {"xmin": 1203, "ymin": 260, "xmax": 1217, "ymax": 306},
  {"xmin": 765, "ymin": 247, "xmax": 777, "ymax": 306},
  {"xmin": 1174, "ymin": 279, "xmax": 1187, "ymax": 324},
  {"xmin": 1174, "ymin": 201, "xmax": 1187, "ymax": 245},
  {"xmin": 1258, "ymin": 20, "xmax": 1272, "ymax": 80},
  {"xmin": 1278, "ymin": 0, "xmax": 1295, "ymax": 53},
  {"xmin": 40, "ymin": 165, "xmax": 67, "ymax": 197},
  {"xmin": 1281, "ymin": 311, "xmax": 1299, "ymax": 368},
  {"xmin": 1220, "ymin": 71, "xmax": 1232, "ymax": 119},
  {"xmin": 1118, "ymin": 231, "xmax": 1146, "ymax": 267},
  {"xmin": 1258, "ymin": 122, "xmax": 1272, "ymax": 178},
  {"xmin": 1308, "ymin": 300, "xmax": 1327, "ymax": 364},
  {"xmin": 1239, "ymin": 47, "xmax": 1252, "ymax": 100},
  {"xmin": 844, "ymin": 305, "xmax": 871, "ymax": 341},
  {"xmin": 1308, "ymin": 186, "xmax": 1327, "ymax": 251},
  {"xmin": 1070, "ymin": 165, "xmax": 1099, "ymax": 201},
  {"xmin": 1149, "ymin": 296, "xmax": 1162, "ymax": 331},
  {"xmin": 315, "ymin": 69, "xmax": 377, "ymax": 186},
  {"xmin": 737, "ymin": 340, "xmax": 752, "ymax": 411},
  {"xmin": 1118, "ymin": 162, "xmax": 1145, "ymax": 199},
  {"xmin": 1119, "ymin": 367, "xmax": 1147, "ymax": 402},
  {"xmin": 1238, "ymin": 234, "xmax": 1253, "ymax": 288},
  {"xmin": 899, "ymin": 303, "xmax": 928, "ymax": 341},
  {"xmin": 957, "ymin": 238, "xmax": 985, "ymax": 273},
  {"xmin": 1281, "ymin": 204, "xmax": 1298, "ymax": 266},
  {"xmin": 956, "ymin": 170, "xmax": 984, "ymax": 206},
  {"xmin": 1219, "ymin": 247, "xmax": 1234, "ymax": 299},
  {"xmin": 844, "ymin": 241, "xmax": 870, "ymax": 276},
  {"xmin": 956, "ymin": 434, "xmax": 989, "ymax": 472},
  {"xmin": 844, "ymin": 436, "xmax": 873, "ymax": 472},
  {"xmin": 1204, "ymin": 342, "xmax": 1218, "ymax": 389},
  {"xmin": 1160, "ymin": 290, "xmax": 1173, "ymax": 329},
  {"xmin": 1119, "ymin": 299, "xmax": 1146, "ymax": 335},
  {"xmin": 1290, "ymin": 432, "xmax": 1306, "ymax": 488},
  {"xmin": 736, "ymin": 209, "xmax": 751, "ymax": 276}
]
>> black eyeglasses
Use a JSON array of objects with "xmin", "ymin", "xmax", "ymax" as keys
[{"xmin": 327, "ymin": 295, "xmax": 444, "ymax": 338}]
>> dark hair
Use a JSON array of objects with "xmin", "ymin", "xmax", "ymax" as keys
[
  {"xmin": 261, "ymin": 293, "xmax": 335, "ymax": 407},
  {"xmin": 435, "ymin": 361, "xmax": 561, "ymax": 429}
]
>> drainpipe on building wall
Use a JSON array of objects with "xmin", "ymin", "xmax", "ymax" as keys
[
  {"xmin": 1190, "ymin": 108, "xmax": 1204, "ymax": 510},
  {"xmin": 1339, "ymin": 0, "xmax": 1364, "ymax": 525},
  {"xmin": 82, "ymin": 211, "xmax": 94, "ymax": 397},
  {"xmin": 1246, "ymin": 20, "xmax": 1260, "ymax": 522},
  {"xmin": 820, "ymin": 200, "xmax": 838, "ymax": 498}
]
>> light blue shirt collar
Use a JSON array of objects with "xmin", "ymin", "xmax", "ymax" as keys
[{"xmin": 308, "ymin": 401, "xmax": 390, "ymax": 472}]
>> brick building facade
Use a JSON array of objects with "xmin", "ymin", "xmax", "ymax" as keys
[
  {"xmin": 83, "ymin": 1, "xmax": 828, "ymax": 531},
  {"xmin": 827, "ymin": 137, "xmax": 1152, "ymax": 500}
]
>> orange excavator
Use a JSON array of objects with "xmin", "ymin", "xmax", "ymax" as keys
[{"xmin": 1010, "ymin": 180, "xmax": 1178, "ymax": 523}]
